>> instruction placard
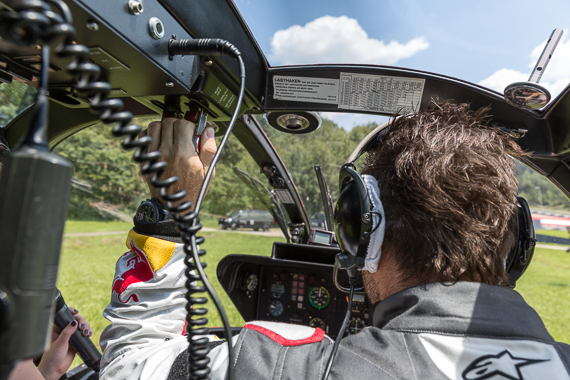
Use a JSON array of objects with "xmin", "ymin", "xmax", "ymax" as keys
[
  {"xmin": 273, "ymin": 76, "xmax": 339, "ymax": 104},
  {"xmin": 339, "ymin": 73, "xmax": 425, "ymax": 113},
  {"xmin": 211, "ymin": 82, "xmax": 237, "ymax": 111}
]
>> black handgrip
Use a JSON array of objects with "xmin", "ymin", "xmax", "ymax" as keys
[{"xmin": 53, "ymin": 290, "xmax": 101, "ymax": 373}]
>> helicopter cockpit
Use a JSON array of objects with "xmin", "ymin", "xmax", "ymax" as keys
[{"xmin": 1, "ymin": 1, "xmax": 570, "ymax": 379}]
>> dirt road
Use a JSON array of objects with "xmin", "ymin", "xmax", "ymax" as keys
[{"xmin": 65, "ymin": 228, "xmax": 284, "ymax": 238}]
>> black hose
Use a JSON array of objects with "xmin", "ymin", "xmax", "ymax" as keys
[{"xmin": 321, "ymin": 281, "xmax": 355, "ymax": 380}]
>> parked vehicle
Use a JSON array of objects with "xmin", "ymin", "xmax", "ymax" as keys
[
  {"xmin": 309, "ymin": 213, "xmax": 326, "ymax": 229},
  {"xmin": 219, "ymin": 210, "xmax": 274, "ymax": 231}
]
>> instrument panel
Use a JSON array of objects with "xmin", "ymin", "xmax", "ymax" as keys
[
  {"xmin": 217, "ymin": 247, "xmax": 374, "ymax": 339},
  {"xmin": 257, "ymin": 267, "xmax": 371, "ymax": 337}
]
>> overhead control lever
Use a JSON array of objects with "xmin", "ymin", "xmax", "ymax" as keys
[
  {"xmin": 187, "ymin": 110, "xmax": 208, "ymax": 155},
  {"xmin": 161, "ymin": 109, "xmax": 209, "ymax": 154},
  {"xmin": 504, "ymin": 28, "xmax": 563, "ymax": 110}
]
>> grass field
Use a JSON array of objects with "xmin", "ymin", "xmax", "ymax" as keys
[
  {"xmin": 515, "ymin": 246, "xmax": 570, "ymax": 340},
  {"xmin": 58, "ymin": 221, "xmax": 570, "ymax": 367},
  {"xmin": 537, "ymin": 229, "xmax": 570, "ymax": 239},
  {"xmin": 64, "ymin": 220, "xmax": 132, "ymax": 234}
]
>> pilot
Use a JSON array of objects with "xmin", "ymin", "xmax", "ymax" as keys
[{"xmin": 98, "ymin": 101, "xmax": 570, "ymax": 380}]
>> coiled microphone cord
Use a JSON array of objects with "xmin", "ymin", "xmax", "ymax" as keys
[
  {"xmin": 0, "ymin": 3, "xmax": 243, "ymax": 379},
  {"xmin": 169, "ymin": 39, "xmax": 244, "ymax": 380}
]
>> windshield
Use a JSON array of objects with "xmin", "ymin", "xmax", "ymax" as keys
[
  {"xmin": 235, "ymin": 0, "xmax": 570, "ymax": 128},
  {"xmin": 255, "ymin": 115, "xmax": 375, "ymax": 218},
  {"xmin": 0, "ymin": 81, "xmax": 36, "ymax": 126}
]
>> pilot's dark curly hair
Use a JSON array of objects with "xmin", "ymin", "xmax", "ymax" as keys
[{"xmin": 361, "ymin": 100, "xmax": 525, "ymax": 285}]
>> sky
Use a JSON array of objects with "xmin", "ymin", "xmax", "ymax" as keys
[{"xmin": 234, "ymin": 0, "xmax": 570, "ymax": 130}]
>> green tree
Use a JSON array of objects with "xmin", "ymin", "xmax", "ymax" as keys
[
  {"xmin": 257, "ymin": 116, "xmax": 377, "ymax": 215},
  {"xmin": 516, "ymin": 161, "xmax": 570, "ymax": 210},
  {"xmin": 53, "ymin": 112, "xmax": 570, "ymax": 222},
  {"xmin": 0, "ymin": 82, "xmax": 36, "ymax": 125},
  {"xmin": 202, "ymin": 134, "xmax": 267, "ymax": 216},
  {"xmin": 54, "ymin": 122, "xmax": 148, "ymax": 219}
]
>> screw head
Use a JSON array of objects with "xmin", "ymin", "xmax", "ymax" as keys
[
  {"xmin": 148, "ymin": 17, "xmax": 165, "ymax": 39},
  {"xmin": 86, "ymin": 22, "xmax": 99, "ymax": 31},
  {"xmin": 128, "ymin": 0, "xmax": 144, "ymax": 15},
  {"xmin": 204, "ymin": 60, "xmax": 213, "ymax": 67},
  {"xmin": 165, "ymin": 81, "xmax": 174, "ymax": 88}
]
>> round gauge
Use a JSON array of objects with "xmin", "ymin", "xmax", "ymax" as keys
[
  {"xmin": 309, "ymin": 317, "xmax": 326, "ymax": 330},
  {"xmin": 347, "ymin": 317, "xmax": 366, "ymax": 335},
  {"xmin": 309, "ymin": 286, "xmax": 330, "ymax": 310},
  {"xmin": 269, "ymin": 300, "xmax": 284, "ymax": 317},
  {"xmin": 245, "ymin": 274, "xmax": 258, "ymax": 292}
]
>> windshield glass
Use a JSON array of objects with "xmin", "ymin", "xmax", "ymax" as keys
[
  {"xmin": 256, "ymin": 115, "xmax": 375, "ymax": 218},
  {"xmin": 52, "ymin": 115, "xmax": 290, "ymax": 241},
  {"xmin": 0, "ymin": 81, "xmax": 36, "ymax": 126},
  {"xmin": 235, "ymin": 0, "xmax": 570, "ymax": 128}
]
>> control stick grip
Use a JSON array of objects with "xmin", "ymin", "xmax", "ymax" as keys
[{"xmin": 54, "ymin": 290, "xmax": 101, "ymax": 373}]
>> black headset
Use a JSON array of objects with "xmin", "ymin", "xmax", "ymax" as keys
[{"xmin": 333, "ymin": 122, "xmax": 536, "ymax": 288}]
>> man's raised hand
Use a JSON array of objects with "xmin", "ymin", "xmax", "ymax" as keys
[{"xmin": 139, "ymin": 118, "xmax": 217, "ymax": 210}]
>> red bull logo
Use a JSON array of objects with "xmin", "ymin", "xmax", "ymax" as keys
[{"xmin": 111, "ymin": 238, "xmax": 154, "ymax": 304}]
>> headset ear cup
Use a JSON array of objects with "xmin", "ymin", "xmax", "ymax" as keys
[
  {"xmin": 335, "ymin": 166, "xmax": 374, "ymax": 264},
  {"xmin": 334, "ymin": 182, "xmax": 362, "ymax": 257},
  {"xmin": 506, "ymin": 196, "xmax": 536, "ymax": 288}
]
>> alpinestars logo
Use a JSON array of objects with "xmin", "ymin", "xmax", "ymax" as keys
[{"xmin": 462, "ymin": 350, "xmax": 548, "ymax": 380}]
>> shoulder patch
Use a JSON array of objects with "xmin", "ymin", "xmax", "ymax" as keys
[
  {"xmin": 125, "ymin": 229, "xmax": 176, "ymax": 272},
  {"xmin": 419, "ymin": 333, "xmax": 570, "ymax": 380},
  {"xmin": 244, "ymin": 321, "xmax": 325, "ymax": 346}
]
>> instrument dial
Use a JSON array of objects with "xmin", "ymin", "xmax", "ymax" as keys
[
  {"xmin": 309, "ymin": 317, "xmax": 326, "ymax": 330},
  {"xmin": 269, "ymin": 300, "xmax": 284, "ymax": 317},
  {"xmin": 245, "ymin": 274, "xmax": 258, "ymax": 292},
  {"xmin": 347, "ymin": 317, "xmax": 366, "ymax": 335},
  {"xmin": 309, "ymin": 286, "xmax": 330, "ymax": 310}
]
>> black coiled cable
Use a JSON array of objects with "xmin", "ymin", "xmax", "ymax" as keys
[
  {"xmin": 169, "ymin": 40, "xmax": 245, "ymax": 380},
  {"xmin": 0, "ymin": 3, "xmax": 243, "ymax": 380}
]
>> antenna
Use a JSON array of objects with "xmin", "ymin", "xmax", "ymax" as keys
[{"xmin": 504, "ymin": 28, "xmax": 563, "ymax": 110}]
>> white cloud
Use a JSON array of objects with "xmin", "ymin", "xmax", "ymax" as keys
[
  {"xmin": 479, "ymin": 31, "xmax": 570, "ymax": 98},
  {"xmin": 269, "ymin": 15, "xmax": 429, "ymax": 65},
  {"xmin": 478, "ymin": 69, "xmax": 528, "ymax": 93},
  {"xmin": 321, "ymin": 112, "xmax": 389, "ymax": 131}
]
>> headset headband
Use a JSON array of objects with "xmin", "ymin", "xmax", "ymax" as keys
[{"xmin": 344, "ymin": 120, "xmax": 391, "ymax": 166}]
